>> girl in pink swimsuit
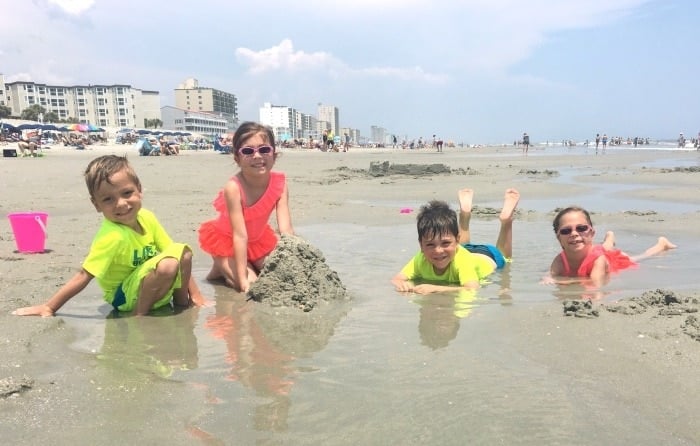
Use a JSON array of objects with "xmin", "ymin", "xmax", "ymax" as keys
[
  {"xmin": 198, "ymin": 122, "xmax": 294, "ymax": 292},
  {"xmin": 544, "ymin": 206, "xmax": 675, "ymax": 287}
]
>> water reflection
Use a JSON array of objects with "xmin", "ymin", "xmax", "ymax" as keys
[
  {"xmin": 203, "ymin": 288, "xmax": 294, "ymax": 432},
  {"xmin": 99, "ymin": 306, "xmax": 200, "ymax": 381},
  {"xmin": 199, "ymin": 284, "xmax": 349, "ymax": 437},
  {"xmin": 413, "ymin": 265, "xmax": 515, "ymax": 350}
]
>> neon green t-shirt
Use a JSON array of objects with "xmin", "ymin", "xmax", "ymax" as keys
[
  {"xmin": 400, "ymin": 245, "xmax": 495, "ymax": 286},
  {"xmin": 82, "ymin": 208, "xmax": 174, "ymax": 301}
]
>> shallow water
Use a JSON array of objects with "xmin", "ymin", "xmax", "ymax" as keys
[{"xmin": 64, "ymin": 215, "xmax": 696, "ymax": 444}]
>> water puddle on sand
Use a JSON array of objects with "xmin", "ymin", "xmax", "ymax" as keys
[{"xmin": 60, "ymin": 219, "xmax": 696, "ymax": 444}]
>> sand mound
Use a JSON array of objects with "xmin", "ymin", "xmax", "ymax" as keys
[{"xmin": 247, "ymin": 235, "xmax": 348, "ymax": 311}]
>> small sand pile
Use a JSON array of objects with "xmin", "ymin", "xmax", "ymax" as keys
[
  {"xmin": 247, "ymin": 235, "xmax": 348, "ymax": 312},
  {"xmin": 368, "ymin": 161, "xmax": 451, "ymax": 176},
  {"xmin": 562, "ymin": 299, "xmax": 599, "ymax": 318},
  {"xmin": 564, "ymin": 290, "xmax": 700, "ymax": 342}
]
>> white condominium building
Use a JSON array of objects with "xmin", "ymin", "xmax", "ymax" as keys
[{"xmin": 1, "ymin": 75, "xmax": 160, "ymax": 128}]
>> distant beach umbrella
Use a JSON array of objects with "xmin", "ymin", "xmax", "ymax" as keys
[
  {"xmin": 63, "ymin": 123, "xmax": 89, "ymax": 132},
  {"xmin": 0, "ymin": 123, "xmax": 18, "ymax": 132},
  {"xmin": 40, "ymin": 124, "xmax": 61, "ymax": 131},
  {"xmin": 17, "ymin": 123, "xmax": 44, "ymax": 130}
]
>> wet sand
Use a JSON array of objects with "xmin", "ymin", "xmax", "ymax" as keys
[{"xmin": 1, "ymin": 143, "xmax": 699, "ymax": 444}]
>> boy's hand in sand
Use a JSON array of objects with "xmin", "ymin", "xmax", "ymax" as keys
[{"xmin": 12, "ymin": 304, "xmax": 55, "ymax": 317}]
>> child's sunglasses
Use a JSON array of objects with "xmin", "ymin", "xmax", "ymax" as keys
[
  {"xmin": 238, "ymin": 145, "xmax": 274, "ymax": 156},
  {"xmin": 558, "ymin": 224, "xmax": 590, "ymax": 236}
]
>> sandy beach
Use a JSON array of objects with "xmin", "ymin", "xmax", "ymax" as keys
[{"xmin": 1, "ymin": 142, "xmax": 699, "ymax": 445}]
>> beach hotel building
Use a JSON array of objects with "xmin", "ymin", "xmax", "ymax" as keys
[
  {"xmin": 160, "ymin": 106, "xmax": 228, "ymax": 136},
  {"xmin": 258, "ymin": 102, "xmax": 318, "ymax": 142},
  {"xmin": 0, "ymin": 74, "xmax": 160, "ymax": 128},
  {"xmin": 174, "ymin": 78, "xmax": 238, "ymax": 131},
  {"xmin": 317, "ymin": 104, "xmax": 339, "ymax": 137}
]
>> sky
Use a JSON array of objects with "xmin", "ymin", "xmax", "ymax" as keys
[{"xmin": 1, "ymin": 0, "xmax": 698, "ymax": 143}]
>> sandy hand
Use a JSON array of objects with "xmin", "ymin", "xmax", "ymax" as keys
[{"xmin": 12, "ymin": 304, "xmax": 55, "ymax": 317}]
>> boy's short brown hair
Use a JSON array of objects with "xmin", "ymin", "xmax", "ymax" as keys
[
  {"xmin": 84, "ymin": 155, "xmax": 141, "ymax": 199},
  {"xmin": 416, "ymin": 200, "xmax": 459, "ymax": 242}
]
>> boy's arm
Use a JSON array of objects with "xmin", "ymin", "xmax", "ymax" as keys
[
  {"xmin": 413, "ymin": 281, "xmax": 479, "ymax": 294},
  {"xmin": 391, "ymin": 272, "xmax": 414, "ymax": 292},
  {"xmin": 13, "ymin": 269, "xmax": 94, "ymax": 317}
]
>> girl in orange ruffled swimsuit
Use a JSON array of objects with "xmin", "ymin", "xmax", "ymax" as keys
[
  {"xmin": 198, "ymin": 122, "xmax": 294, "ymax": 292},
  {"xmin": 544, "ymin": 206, "xmax": 676, "ymax": 287}
]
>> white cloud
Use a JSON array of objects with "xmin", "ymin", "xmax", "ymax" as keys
[
  {"xmin": 235, "ymin": 39, "xmax": 448, "ymax": 83},
  {"xmin": 47, "ymin": 0, "xmax": 95, "ymax": 15},
  {"xmin": 235, "ymin": 39, "xmax": 337, "ymax": 74},
  {"xmin": 355, "ymin": 66, "xmax": 448, "ymax": 83}
]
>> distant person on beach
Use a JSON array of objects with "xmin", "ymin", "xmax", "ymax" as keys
[
  {"xmin": 542, "ymin": 206, "xmax": 676, "ymax": 288},
  {"xmin": 327, "ymin": 129, "xmax": 335, "ymax": 151},
  {"xmin": 678, "ymin": 132, "xmax": 686, "ymax": 148},
  {"xmin": 17, "ymin": 137, "xmax": 37, "ymax": 157},
  {"xmin": 522, "ymin": 132, "xmax": 530, "ymax": 154},
  {"xmin": 13, "ymin": 155, "xmax": 203, "ymax": 317},
  {"xmin": 344, "ymin": 133, "xmax": 350, "ymax": 152},
  {"xmin": 601, "ymin": 133, "xmax": 608, "ymax": 151},
  {"xmin": 391, "ymin": 188, "xmax": 520, "ymax": 294},
  {"xmin": 198, "ymin": 121, "xmax": 295, "ymax": 293},
  {"xmin": 595, "ymin": 133, "xmax": 600, "ymax": 152}
]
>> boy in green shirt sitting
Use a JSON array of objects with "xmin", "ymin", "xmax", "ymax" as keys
[{"xmin": 13, "ymin": 155, "xmax": 203, "ymax": 317}]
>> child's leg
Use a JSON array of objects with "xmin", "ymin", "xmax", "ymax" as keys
[
  {"xmin": 602, "ymin": 231, "xmax": 616, "ymax": 251},
  {"xmin": 172, "ymin": 248, "xmax": 196, "ymax": 306},
  {"xmin": 205, "ymin": 256, "xmax": 228, "ymax": 281},
  {"xmin": 135, "ymin": 257, "xmax": 180, "ymax": 315},
  {"xmin": 457, "ymin": 188, "xmax": 474, "ymax": 244},
  {"xmin": 495, "ymin": 188, "xmax": 520, "ymax": 258},
  {"xmin": 631, "ymin": 236, "xmax": 677, "ymax": 262}
]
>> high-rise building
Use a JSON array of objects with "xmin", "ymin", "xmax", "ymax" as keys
[
  {"xmin": 174, "ymin": 78, "xmax": 238, "ymax": 131},
  {"xmin": 317, "ymin": 103, "xmax": 339, "ymax": 136},
  {"xmin": 259, "ymin": 102, "xmax": 299, "ymax": 142},
  {"xmin": 370, "ymin": 125, "xmax": 388, "ymax": 145},
  {"xmin": 1, "ymin": 74, "xmax": 160, "ymax": 128}
]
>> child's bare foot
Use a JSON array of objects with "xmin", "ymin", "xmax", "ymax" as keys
[
  {"xmin": 458, "ymin": 188, "xmax": 474, "ymax": 214},
  {"xmin": 499, "ymin": 188, "xmax": 520, "ymax": 222},
  {"xmin": 458, "ymin": 188, "xmax": 474, "ymax": 244},
  {"xmin": 205, "ymin": 268, "xmax": 222, "ymax": 282},
  {"xmin": 658, "ymin": 236, "xmax": 677, "ymax": 251}
]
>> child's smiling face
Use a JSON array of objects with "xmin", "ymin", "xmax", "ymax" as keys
[
  {"xmin": 91, "ymin": 169, "xmax": 143, "ymax": 231},
  {"xmin": 556, "ymin": 211, "xmax": 595, "ymax": 254},
  {"xmin": 420, "ymin": 231, "xmax": 459, "ymax": 275}
]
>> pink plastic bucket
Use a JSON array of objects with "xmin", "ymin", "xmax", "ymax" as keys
[{"xmin": 8, "ymin": 212, "xmax": 48, "ymax": 253}]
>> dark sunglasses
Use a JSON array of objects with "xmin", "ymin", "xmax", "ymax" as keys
[
  {"xmin": 238, "ymin": 145, "xmax": 274, "ymax": 156},
  {"xmin": 558, "ymin": 224, "xmax": 591, "ymax": 236}
]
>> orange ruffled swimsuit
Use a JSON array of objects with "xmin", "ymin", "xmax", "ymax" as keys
[
  {"xmin": 560, "ymin": 244, "xmax": 637, "ymax": 277},
  {"xmin": 198, "ymin": 172, "xmax": 285, "ymax": 262}
]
